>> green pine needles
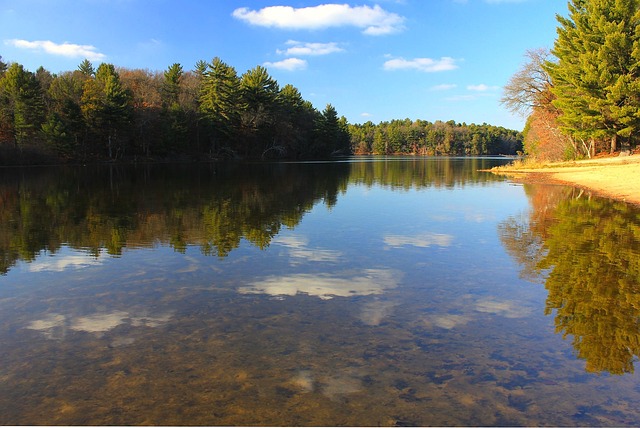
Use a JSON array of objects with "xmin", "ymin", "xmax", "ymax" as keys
[{"xmin": 546, "ymin": 0, "xmax": 640, "ymax": 154}]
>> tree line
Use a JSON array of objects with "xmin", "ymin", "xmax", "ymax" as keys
[
  {"xmin": 0, "ymin": 54, "xmax": 524, "ymax": 164},
  {"xmin": 348, "ymin": 119, "xmax": 522, "ymax": 156},
  {"xmin": 0, "ymin": 56, "xmax": 351, "ymax": 163},
  {"xmin": 502, "ymin": 0, "xmax": 640, "ymax": 160}
]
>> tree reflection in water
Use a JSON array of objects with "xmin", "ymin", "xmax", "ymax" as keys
[
  {"xmin": 0, "ymin": 162, "xmax": 351, "ymax": 273},
  {"xmin": 0, "ymin": 157, "xmax": 504, "ymax": 274},
  {"xmin": 499, "ymin": 184, "xmax": 640, "ymax": 375}
]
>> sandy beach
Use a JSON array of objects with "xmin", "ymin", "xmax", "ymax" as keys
[{"xmin": 492, "ymin": 154, "xmax": 640, "ymax": 206}]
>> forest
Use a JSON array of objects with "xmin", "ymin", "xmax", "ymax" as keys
[
  {"xmin": 0, "ymin": 55, "xmax": 522, "ymax": 165},
  {"xmin": 502, "ymin": 0, "xmax": 640, "ymax": 160},
  {"xmin": 348, "ymin": 119, "xmax": 522, "ymax": 156},
  {"xmin": 0, "ymin": 57, "xmax": 352, "ymax": 164}
]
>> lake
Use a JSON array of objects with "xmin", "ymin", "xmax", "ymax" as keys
[{"xmin": 1, "ymin": 157, "xmax": 640, "ymax": 426}]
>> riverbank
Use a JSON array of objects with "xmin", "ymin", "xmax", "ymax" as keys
[{"xmin": 491, "ymin": 154, "xmax": 640, "ymax": 206}]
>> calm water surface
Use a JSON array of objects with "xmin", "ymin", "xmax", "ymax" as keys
[{"xmin": 1, "ymin": 157, "xmax": 640, "ymax": 426}]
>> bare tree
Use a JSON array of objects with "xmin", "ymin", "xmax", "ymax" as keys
[{"xmin": 501, "ymin": 48, "xmax": 555, "ymax": 117}]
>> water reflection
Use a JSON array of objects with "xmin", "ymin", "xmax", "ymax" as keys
[
  {"xmin": 499, "ymin": 184, "xmax": 640, "ymax": 375},
  {"xmin": 239, "ymin": 269, "xmax": 401, "ymax": 300},
  {"xmin": 0, "ymin": 158, "xmax": 505, "ymax": 275},
  {"xmin": 0, "ymin": 162, "xmax": 351, "ymax": 273},
  {"xmin": 5, "ymin": 158, "xmax": 640, "ymax": 425}
]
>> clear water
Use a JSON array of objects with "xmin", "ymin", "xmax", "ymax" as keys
[{"xmin": 1, "ymin": 158, "xmax": 639, "ymax": 426}]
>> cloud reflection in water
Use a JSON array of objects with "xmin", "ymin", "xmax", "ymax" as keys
[
  {"xmin": 26, "ymin": 251, "xmax": 106, "ymax": 272},
  {"xmin": 26, "ymin": 309, "xmax": 174, "ymax": 340},
  {"xmin": 239, "ymin": 269, "xmax": 399, "ymax": 300},
  {"xmin": 273, "ymin": 234, "xmax": 343, "ymax": 264},
  {"xmin": 383, "ymin": 232, "xmax": 453, "ymax": 248}
]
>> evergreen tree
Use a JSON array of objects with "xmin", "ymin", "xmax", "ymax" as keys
[
  {"xmin": 81, "ymin": 63, "xmax": 133, "ymax": 158},
  {"xmin": 0, "ymin": 63, "xmax": 45, "ymax": 148},
  {"xmin": 42, "ymin": 71, "xmax": 86, "ymax": 157},
  {"xmin": 314, "ymin": 104, "xmax": 350, "ymax": 156},
  {"xmin": 546, "ymin": 0, "xmax": 640, "ymax": 153},
  {"xmin": 161, "ymin": 63, "xmax": 183, "ymax": 109},
  {"xmin": 78, "ymin": 59, "xmax": 95, "ymax": 77},
  {"xmin": 198, "ymin": 57, "xmax": 240, "ymax": 156},
  {"xmin": 159, "ymin": 63, "xmax": 188, "ymax": 154},
  {"xmin": 0, "ymin": 56, "xmax": 7, "ymax": 75},
  {"xmin": 239, "ymin": 65, "xmax": 280, "ymax": 157}
]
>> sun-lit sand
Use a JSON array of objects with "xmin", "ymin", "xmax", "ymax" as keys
[{"xmin": 493, "ymin": 154, "xmax": 640, "ymax": 205}]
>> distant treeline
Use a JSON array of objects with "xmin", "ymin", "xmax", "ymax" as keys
[
  {"xmin": 348, "ymin": 119, "xmax": 523, "ymax": 156},
  {"xmin": 0, "ymin": 56, "xmax": 522, "ymax": 164}
]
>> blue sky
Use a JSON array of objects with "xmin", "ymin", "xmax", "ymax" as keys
[{"xmin": 1, "ymin": 0, "xmax": 565, "ymax": 130}]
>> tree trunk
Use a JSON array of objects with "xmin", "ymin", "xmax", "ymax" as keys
[{"xmin": 611, "ymin": 134, "xmax": 617, "ymax": 154}]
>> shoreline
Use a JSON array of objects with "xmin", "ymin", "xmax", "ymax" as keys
[{"xmin": 491, "ymin": 154, "xmax": 640, "ymax": 206}]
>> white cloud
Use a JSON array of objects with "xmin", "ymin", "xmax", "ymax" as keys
[
  {"xmin": 467, "ymin": 84, "xmax": 499, "ymax": 91},
  {"xmin": 27, "ymin": 253, "xmax": 104, "ymax": 272},
  {"xmin": 424, "ymin": 314, "xmax": 472, "ymax": 329},
  {"xmin": 5, "ymin": 39, "xmax": 106, "ymax": 61},
  {"xmin": 26, "ymin": 310, "xmax": 173, "ymax": 340},
  {"xmin": 264, "ymin": 57, "xmax": 308, "ymax": 71},
  {"xmin": 383, "ymin": 57, "xmax": 459, "ymax": 72},
  {"xmin": 384, "ymin": 232, "xmax": 453, "ymax": 248},
  {"xmin": 239, "ymin": 269, "xmax": 399, "ymax": 300},
  {"xmin": 475, "ymin": 298, "xmax": 532, "ymax": 318},
  {"xmin": 278, "ymin": 40, "xmax": 345, "ymax": 56},
  {"xmin": 430, "ymin": 83, "xmax": 457, "ymax": 91},
  {"xmin": 232, "ymin": 4, "xmax": 405, "ymax": 35},
  {"xmin": 27, "ymin": 309, "xmax": 174, "ymax": 339},
  {"xmin": 272, "ymin": 234, "xmax": 342, "ymax": 263}
]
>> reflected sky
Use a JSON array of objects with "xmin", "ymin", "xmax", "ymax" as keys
[
  {"xmin": 2, "ymin": 159, "xmax": 640, "ymax": 426},
  {"xmin": 239, "ymin": 269, "xmax": 400, "ymax": 300}
]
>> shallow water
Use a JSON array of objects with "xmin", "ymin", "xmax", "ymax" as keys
[{"xmin": 1, "ymin": 158, "xmax": 640, "ymax": 426}]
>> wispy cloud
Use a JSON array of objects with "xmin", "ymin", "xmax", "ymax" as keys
[
  {"xmin": 383, "ymin": 57, "xmax": 459, "ymax": 72},
  {"xmin": 27, "ymin": 253, "xmax": 104, "ymax": 272},
  {"xmin": 430, "ymin": 83, "xmax": 457, "ymax": 91},
  {"xmin": 5, "ymin": 39, "xmax": 106, "ymax": 61},
  {"xmin": 272, "ymin": 234, "xmax": 342, "ymax": 263},
  {"xmin": 467, "ymin": 83, "xmax": 499, "ymax": 91},
  {"xmin": 445, "ymin": 83, "xmax": 500, "ymax": 102},
  {"xmin": 384, "ymin": 232, "xmax": 454, "ymax": 248},
  {"xmin": 278, "ymin": 40, "xmax": 345, "ymax": 56},
  {"xmin": 239, "ymin": 269, "xmax": 400, "ymax": 300},
  {"xmin": 233, "ymin": 4, "xmax": 405, "ymax": 35},
  {"xmin": 264, "ymin": 57, "xmax": 308, "ymax": 71},
  {"xmin": 27, "ymin": 309, "xmax": 174, "ymax": 340}
]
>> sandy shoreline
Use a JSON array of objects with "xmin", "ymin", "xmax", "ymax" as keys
[{"xmin": 491, "ymin": 154, "xmax": 640, "ymax": 206}]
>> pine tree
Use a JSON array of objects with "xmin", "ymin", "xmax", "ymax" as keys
[
  {"xmin": 0, "ymin": 63, "xmax": 45, "ymax": 147},
  {"xmin": 198, "ymin": 57, "xmax": 240, "ymax": 155},
  {"xmin": 81, "ymin": 63, "xmax": 132, "ymax": 158},
  {"xmin": 239, "ymin": 65, "xmax": 280, "ymax": 157},
  {"xmin": 78, "ymin": 59, "xmax": 95, "ymax": 77},
  {"xmin": 546, "ymin": 0, "xmax": 640, "ymax": 153}
]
